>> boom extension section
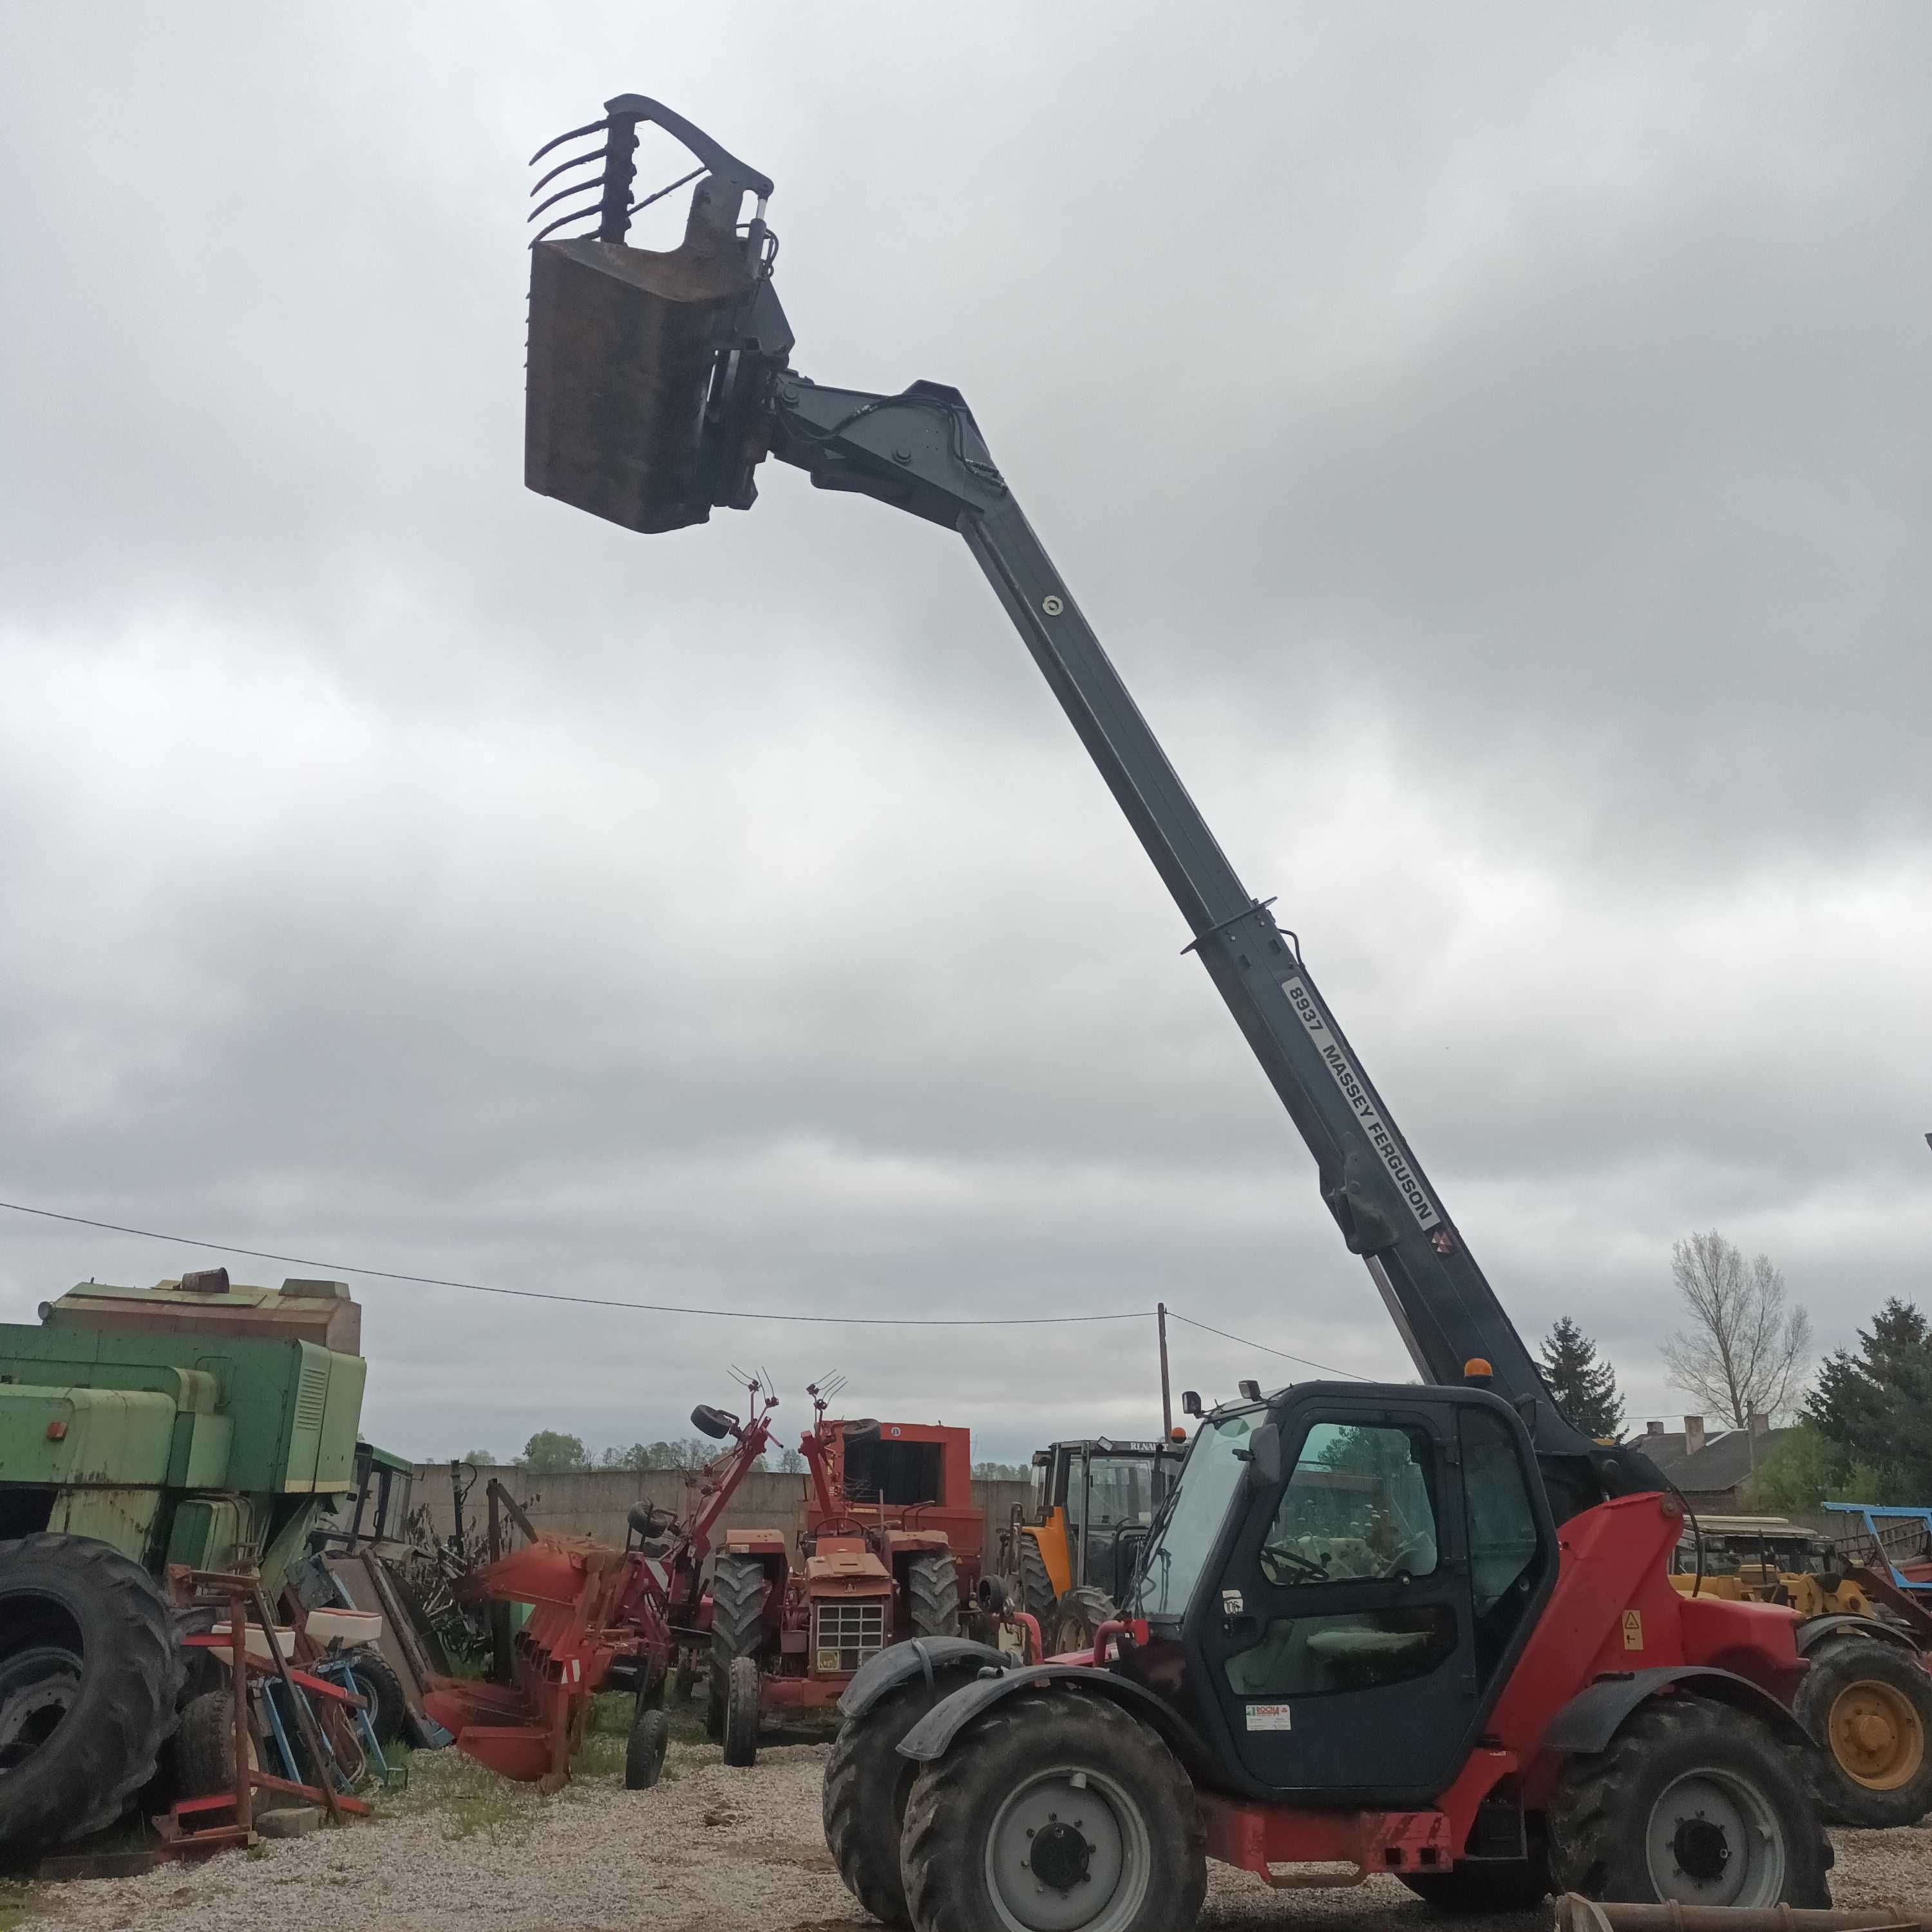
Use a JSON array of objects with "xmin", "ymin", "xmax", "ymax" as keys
[{"xmin": 522, "ymin": 99, "xmax": 1663, "ymax": 1515}]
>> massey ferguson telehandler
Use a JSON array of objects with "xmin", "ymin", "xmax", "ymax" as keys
[{"xmin": 520, "ymin": 95, "xmax": 1857, "ymax": 1926}]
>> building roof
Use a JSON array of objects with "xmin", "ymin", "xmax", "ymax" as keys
[{"xmin": 1636, "ymin": 1424, "xmax": 1794, "ymax": 1495}]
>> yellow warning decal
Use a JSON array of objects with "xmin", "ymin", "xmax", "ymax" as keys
[{"xmin": 1622, "ymin": 1609, "xmax": 1643, "ymax": 1651}]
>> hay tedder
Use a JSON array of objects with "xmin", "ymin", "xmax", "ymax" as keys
[{"xmin": 421, "ymin": 1378, "xmax": 779, "ymax": 1789}]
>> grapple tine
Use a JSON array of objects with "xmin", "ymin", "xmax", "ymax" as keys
[
  {"xmin": 527, "ymin": 115, "xmax": 610, "ymax": 167},
  {"xmin": 529, "ymin": 144, "xmax": 611, "ymax": 199},
  {"xmin": 528, "ymin": 179, "xmax": 606, "ymax": 224}
]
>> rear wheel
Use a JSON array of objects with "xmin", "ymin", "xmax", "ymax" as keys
[
  {"xmin": 1018, "ymin": 1535, "xmax": 1056, "ymax": 1620},
  {"xmin": 900, "ymin": 1689, "xmax": 1206, "ymax": 1932},
  {"xmin": 1548, "ymin": 1695, "xmax": 1830, "ymax": 1908},
  {"xmin": 0, "ymin": 1533, "xmax": 182, "ymax": 1859},
  {"xmin": 1046, "ymin": 1586, "xmax": 1115, "ymax": 1660},
  {"xmin": 172, "ymin": 1689, "xmax": 258, "ymax": 1799},
  {"xmin": 625, "ymin": 1704, "xmax": 670, "ymax": 1789},
  {"xmin": 824, "ymin": 1664, "xmax": 983, "ymax": 1927},
  {"xmin": 706, "ymin": 1553, "xmax": 766, "ymax": 1743},
  {"xmin": 906, "ymin": 1552, "xmax": 960, "ymax": 1640},
  {"xmin": 721, "ymin": 1653, "xmax": 760, "ymax": 1768},
  {"xmin": 1794, "ymin": 1638, "xmax": 1932, "ymax": 1827}
]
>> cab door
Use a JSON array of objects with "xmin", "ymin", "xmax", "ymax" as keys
[{"xmin": 1186, "ymin": 1387, "xmax": 1552, "ymax": 1804}]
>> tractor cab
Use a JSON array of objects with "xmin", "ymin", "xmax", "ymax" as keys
[
  {"xmin": 1017, "ymin": 1439, "xmax": 1171, "ymax": 1649},
  {"xmin": 1121, "ymin": 1381, "xmax": 1556, "ymax": 1800}
]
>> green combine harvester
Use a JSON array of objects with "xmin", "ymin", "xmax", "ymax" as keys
[{"xmin": 0, "ymin": 1267, "xmax": 366, "ymax": 1859}]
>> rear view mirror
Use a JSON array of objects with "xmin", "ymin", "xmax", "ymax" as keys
[{"xmin": 1245, "ymin": 1421, "xmax": 1284, "ymax": 1493}]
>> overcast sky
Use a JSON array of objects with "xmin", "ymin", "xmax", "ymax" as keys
[{"xmin": 1, "ymin": 4, "xmax": 1926, "ymax": 1468}]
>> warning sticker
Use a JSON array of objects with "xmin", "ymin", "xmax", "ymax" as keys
[
  {"xmin": 1245, "ymin": 1704, "xmax": 1293, "ymax": 1732},
  {"xmin": 1280, "ymin": 977, "xmax": 1440, "ymax": 1231},
  {"xmin": 1622, "ymin": 1610, "xmax": 1643, "ymax": 1653}
]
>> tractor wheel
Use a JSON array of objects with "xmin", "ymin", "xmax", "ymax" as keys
[
  {"xmin": 707, "ymin": 1553, "xmax": 766, "ymax": 1743},
  {"xmin": 823, "ymin": 1663, "xmax": 983, "ymax": 1927},
  {"xmin": 625, "ymin": 1704, "xmax": 670, "ymax": 1790},
  {"xmin": 1018, "ymin": 1534, "xmax": 1056, "ymax": 1621},
  {"xmin": 1047, "ymin": 1586, "xmax": 1116, "ymax": 1660},
  {"xmin": 0, "ymin": 1533, "xmax": 182, "ymax": 1859},
  {"xmin": 1399, "ymin": 1860, "xmax": 1549, "ymax": 1912},
  {"xmin": 172, "ymin": 1689, "xmax": 260, "ymax": 1799},
  {"xmin": 906, "ymin": 1551, "xmax": 960, "ymax": 1640},
  {"xmin": 900, "ymin": 1689, "xmax": 1206, "ymax": 1932},
  {"xmin": 343, "ymin": 1645, "xmax": 407, "ymax": 1748},
  {"xmin": 721, "ymin": 1654, "xmax": 761, "ymax": 1768},
  {"xmin": 1547, "ymin": 1694, "xmax": 1831, "ymax": 1908},
  {"xmin": 1794, "ymin": 1637, "xmax": 1932, "ymax": 1826}
]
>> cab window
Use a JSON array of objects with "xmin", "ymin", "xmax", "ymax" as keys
[{"xmin": 1259, "ymin": 1423, "xmax": 1439, "ymax": 1587}]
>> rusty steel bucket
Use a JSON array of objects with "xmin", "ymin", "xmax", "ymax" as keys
[{"xmin": 524, "ymin": 95, "xmax": 791, "ymax": 535}]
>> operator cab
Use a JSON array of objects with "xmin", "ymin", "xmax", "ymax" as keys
[{"xmin": 1126, "ymin": 1379, "xmax": 1557, "ymax": 1804}]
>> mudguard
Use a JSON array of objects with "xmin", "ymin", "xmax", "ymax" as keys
[
  {"xmin": 837, "ymin": 1636, "xmax": 1010, "ymax": 1721},
  {"xmin": 1794, "ymin": 1613, "xmax": 1918, "ymax": 1657},
  {"xmin": 1540, "ymin": 1665, "xmax": 1810, "ymax": 1755},
  {"xmin": 895, "ymin": 1662, "xmax": 1198, "ymax": 1765}
]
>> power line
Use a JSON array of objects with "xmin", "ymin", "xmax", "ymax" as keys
[
  {"xmin": 0, "ymin": 1197, "xmax": 1150, "ymax": 1329},
  {"xmin": 1166, "ymin": 1310, "xmax": 1370, "ymax": 1381}
]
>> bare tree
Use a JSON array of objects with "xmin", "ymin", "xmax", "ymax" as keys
[{"xmin": 1662, "ymin": 1231, "xmax": 1812, "ymax": 1429}]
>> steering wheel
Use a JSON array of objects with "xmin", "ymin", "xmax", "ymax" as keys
[{"xmin": 1261, "ymin": 1540, "xmax": 1331, "ymax": 1585}]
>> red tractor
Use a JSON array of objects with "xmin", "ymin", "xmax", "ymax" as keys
[
  {"xmin": 706, "ymin": 1382, "xmax": 984, "ymax": 1766},
  {"xmin": 423, "ymin": 1381, "xmax": 778, "ymax": 1789}
]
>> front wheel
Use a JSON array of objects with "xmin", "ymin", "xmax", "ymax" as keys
[
  {"xmin": 1547, "ymin": 1694, "xmax": 1831, "ymax": 1908},
  {"xmin": 1794, "ymin": 1638, "xmax": 1932, "ymax": 1827},
  {"xmin": 900, "ymin": 1689, "xmax": 1205, "ymax": 1932},
  {"xmin": 721, "ymin": 1654, "xmax": 761, "ymax": 1768},
  {"xmin": 824, "ymin": 1663, "xmax": 984, "ymax": 1927}
]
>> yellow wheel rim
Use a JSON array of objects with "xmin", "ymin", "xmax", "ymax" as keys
[{"xmin": 1828, "ymin": 1679, "xmax": 1926, "ymax": 1792}]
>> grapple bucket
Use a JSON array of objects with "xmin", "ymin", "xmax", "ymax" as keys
[{"xmin": 524, "ymin": 96, "xmax": 791, "ymax": 535}]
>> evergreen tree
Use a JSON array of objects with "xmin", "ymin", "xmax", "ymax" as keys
[
  {"xmin": 1539, "ymin": 1316, "xmax": 1626, "ymax": 1440},
  {"xmin": 1806, "ymin": 1298, "xmax": 1932, "ymax": 1499}
]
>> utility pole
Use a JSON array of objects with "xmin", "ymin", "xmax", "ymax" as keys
[{"xmin": 1157, "ymin": 1302, "xmax": 1173, "ymax": 1439}]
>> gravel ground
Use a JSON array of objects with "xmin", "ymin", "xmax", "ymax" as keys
[{"xmin": 14, "ymin": 1737, "xmax": 1930, "ymax": 1932}]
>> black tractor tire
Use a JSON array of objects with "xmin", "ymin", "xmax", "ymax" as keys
[
  {"xmin": 905, "ymin": 1551, "xmax": 960, "ymax": 1641},
  {"xmin": 1018, "ymin": 1533, "xmax": 1056, "ymax": 1620},
  {"xmin": 1047, "ymin": 1585, "xmax": 1117, "ymax": 1659},
  {"xmin": 900, "ymin": 1688, "xmax": 1206, "ymax": 1932},
  {"xmin": 1399, "ymin": 1861, "xmax": 1549, "ymax": 1912},
  {"xmin": 625, "ymin": 1703, "xmax": 670, "ymax": 1790},
  {"xmin": 823, "ymin": 1663, "xmax": 985, "ymax": 1928},
  {"xmin": 1547, "ymin": 1694, "xmax": 1831, "ymax": 1908},
  {"xmin": 706, "ymin": 1553, "xmax": 767, "ymax": 1743},
  {"xmin": 0, "ymin": 1533, "xmax": 182, "ymax": 1860},
  {"xmin": 1794, "ymin": 1636, "xmax": 1932, "ymax": 1827},
  {"xmin": 343, "ymin": 1645, "xmax": 407, "ymax": 1748},
  {"xmin": 721, "ymin": 1653, "xmax": 761, "ymax": 1768},
  {"xmin": 173, "ymin": 1688, "xmax": 258, "ymax": 1799}
]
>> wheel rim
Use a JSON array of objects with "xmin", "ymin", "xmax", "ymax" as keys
[
  {"xmin": 0, "ymin": 1613, "xmax": 86, "ymax": 1777},
  {"xmin": 1828, "ymin": 1680, "xmax": 1925, "ymax": 1792},
  {"xmin": 1643, "ymin": 1766, "xmax": 1787, "ymax": 1908},
  {"xmin": 983, "ymin": 1763, "xmax": 1151, "ymax": 1932}
]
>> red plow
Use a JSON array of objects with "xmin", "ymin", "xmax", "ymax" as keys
[{"xmin": 421, "ymin": 1379, "xmax": 777, "ymax": 1789}]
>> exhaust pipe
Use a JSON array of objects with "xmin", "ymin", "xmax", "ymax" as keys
[{"xmin": 524, "ymin": 95, "xmax": 793, "ymax": 534}]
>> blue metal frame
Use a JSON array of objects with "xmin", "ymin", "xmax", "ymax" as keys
[{"xmin": 1823, "ymin": 1502, "xmax": 1932, "ymax": 1593}]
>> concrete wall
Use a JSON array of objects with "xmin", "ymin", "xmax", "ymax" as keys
[{"xmin": 412, "ymin": 1464, "xmax": 1033, "ymax": 1566}]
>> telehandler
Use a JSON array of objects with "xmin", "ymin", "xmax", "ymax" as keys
[{"xmin": 519, "ymin": 95, "xmax": 1852, "ymax": 1926}]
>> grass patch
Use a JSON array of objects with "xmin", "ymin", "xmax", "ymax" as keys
[
  {"xmin": 0, "ymin": 1882, "xmax": 43, "ymax": 1932},
  {"xmin": 380, "ymin": 1746, "xmax": 545, "ymax": 1844}
]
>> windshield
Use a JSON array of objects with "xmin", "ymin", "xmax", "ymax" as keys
[
  {"xmin": 1124, "ymin": 1411, "xmax": 1255, "ymax": 1618},
  {"xmin": 1083, "ymin": 1455, "xmax": 1160, "ymax": 1528}
]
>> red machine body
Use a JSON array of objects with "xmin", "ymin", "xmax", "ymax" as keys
[{"xmin": 423, "ymin": 1383, "xmax": 777, "ymax": 1785}]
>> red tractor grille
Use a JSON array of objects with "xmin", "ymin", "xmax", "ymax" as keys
[{"xmin": 813, "ymin": 1598, "xmax": 886, "ymax": 1675}]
